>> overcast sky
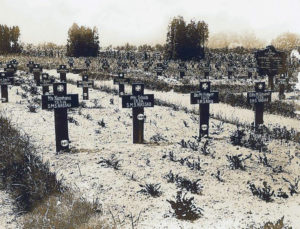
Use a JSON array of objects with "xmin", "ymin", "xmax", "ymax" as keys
[{"xmin": 0, "ymin": 0, "xmax": 299, "ymax": 46}]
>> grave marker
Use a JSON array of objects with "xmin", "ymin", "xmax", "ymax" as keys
[
  {"xmin": 255, "ymin": 45, "xmax": 287, "ymax": 90},
  {"xmin": 57, "ymin": 65, "xmax": 69, "ymax": 82},
  {"xmin": 42, "ymin": 83, "xmax": 79, "ymax": 152},
  {"xmin": 143, "ymin": 62, "xmax": 150, "ymax": 71},
  {"xmin": 41, "ymin": 73, "xmax": 55, "ymax": 95},
  {"xmin": 33, "ymin": 64, "xmax": 42, "ymax": 86},
  {"xmin": 85, "ymin": 58, "xmax": 91, "ymax": 68},
  {"xmin": 122, "ymin": 83, "xmax": 154, "ymax": 143},
  {"xmin": 155, "ymin": 63, "xmax": 164, "ymax": 76},
  {"xmin": 276, "ymin": 74, "xmax": 287, "ymax": 100},
  {"xmin": 113, "ymin": 72, "xmax": 130, "ymax": 96},
  {"xmin": 68, "ymin": 58, "xmax": 74, "ymax": 68},
  {"xmin": 27, "ymin": 61, "xmax": 35, "ymax": 73},
  {"xmin": 227, "ymin": 64, "xmax": 234, "ymax": 79},
  {"xmin": 77, "ymin": 75, "xmax": 94, "ymax": 100},
  {"xmin": 0, "ymin": 72, "xmax": 13, "ymax": 103},
  {"xmin": 247, "ymin": 82, "xmax": 271, "ymax": 129},
  {"xmin": 4, "ymin": 63, "xmax": 16, "ymax": 78},
  {"xmin": 190, "ymin": 81, "xmax": 219, "ymax": 139},
  {"xmin": 178, "ymin": 63, "xmax": 187, "ymax": 78}
]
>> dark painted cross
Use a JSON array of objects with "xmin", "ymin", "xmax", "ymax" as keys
[
  {"xmin": 276, "ymin": 74, "xmax": 287, "ymax": 100},
  {"xmin": 227, "ymin": 64, "xmax": 234, "ymax": 79},
  {"xmin": 68, "ymin": 58, "xmax": 74, "ymax": 68},
  {"xmin": 143, "ymin": 62, "xmax": 150, "ymax": 71},
  {"xmin": 190, "ymin": 81, "xmax": 219, "ymax": 139},
  {"xmin": 41, "ymin": 73, "xmax": 55, "ymax": 95},
  {"xmin": 32, "ymin": 64, "xmax": 42, "ymax": 86},
  {"xmin": 155, "ymin": 63, "xmax": 164, "ymax": 76},
  {"xmin": 9, "ymin": 59, "xmax": 18, "ymax": 69},
  {"xmin": 77, "ymin": 75, "xmax": 94, "ymax": 100},
  {"xmin": 27, "ymin": 61, "xmax": 35, "ymax": 73},
  {"xmin": 0, "ymin": 72, "xmax": 13, "ymax": 103},
  {"xmin": 102, "ymin": 61, "xmax": 110, "ymax": 71},
  {"xmin": 122, "ymin": 83, "xmax": 154, "ymax": 144},
  {"xmin": 202, "ymin": 62, "xmax": 211, "ymax": 79},
  {"xmin": 85, "ymin": 58, "xmax": 91, "ymax": 68},
  {"xmin": 4, "ymin": 63, "xmax": 16, "ymax": 78},
  {"xmin": 113, "ymin": 72, "xmax": 130, "ymax": 96},
  {"xmin": 178, "ymin": 63, "xmax": 187, "ymax": 78},
  {"xmin": 57, "ymin": 65, "xmax": 69, "ymax": 82},
  {"xmin": 42, "ymin": 83, "xmax": 79, "ymax": 152},
  {"xmin": 247, "ymin": 82, "xmax": 272, "ymax": 130}
]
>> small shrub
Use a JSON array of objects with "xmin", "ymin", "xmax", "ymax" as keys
[
  {"xmin": 230, "ymin": 126, "xmax": 246, "ymax": 146},
  {"xmin": 283, "ymin": 177, "xmax": 299, "ymax": 196},
  {"xmin": 97, "ymin": 119, "xmax": 106, "ymax": 128},
  {"xmin": 27, "ymin": 104, "xmax": 38, "ymax": 113},
  {"xmin": 138, "ymin": 183, "xmax": 162, "ymax": 197},
  {"xmin": 97, "ymin": 154, "xmax": 122, "ymax": 170},
  {"xmin": 167, "ymin": 191, "xmax": 203, "ymax": 221},
  {"xmin": 248, "ymin": 181, "xmax": 274, "ymax": 202},
  {"xmin": 226, "ymin": 154, "xmax": 252, "ymax": 170},
  {"xmin": 262, "ymin": 216, "xmax": 291, "ymax": 229}
]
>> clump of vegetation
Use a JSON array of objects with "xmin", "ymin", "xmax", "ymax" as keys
[
  {"xmin": 226, "ymin": 154, "xmax": 252, "ymax": 170},
  {"xmin": 150, "ymin": 133, "xmax": 168, "ymax": 144},
  {"xmin": 27, "ymin": 103, "xmax": 38, "ymax": 113},
  {"xmin": 230, "ymin": 126, "xmax": 246, "ymax": 146},
  {"xmin": 138, "ymin": 183, "xmax": 162, "ymax": 197},
  {"xmin": 248, "ymin": 181, "xmax": 275, "ymax": 202},
  {"xmin": 0, "ymin": 115, "xmax": 62, "ymax": 212},
  {"xmin": 164, "ymin": 171, "xmax": 203, "ymax": 194},
  {"xmin": 98, "ymin": 119, "xmax": 106, "ymax": 128},
  {"xmin": 167, "ymin": 191, "xmax": 203, "ymax": 221},
  {"xmin": 283, "ymin": 177, "xmax": 299, "ymax": 196},
  {"xmin": 261, "ymin": 216, "xmax": 292, "ymax": 229},
  {"xmin": 97, "ymin": 154, "xmax": 122, "ymax": 170},
  {"xmin": 23, "ymin": 192, "xmax": 106, "ymax": 229}
]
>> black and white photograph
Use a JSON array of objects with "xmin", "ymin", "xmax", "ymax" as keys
[{"xmin": 0, "ymin": 0, "xmax": 300, "ymax": 228}]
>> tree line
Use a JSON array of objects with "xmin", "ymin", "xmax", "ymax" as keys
[
  {"xmin": 66, "ymin": 23, "xmax": 100, "ymax": 57},
  {"xmin": 165, "ymin": 16, "xmax": 209, "ymax": 61},
  {"xmin": 0, "ymin": 24, "xmax": 21, "ymax": 54}
]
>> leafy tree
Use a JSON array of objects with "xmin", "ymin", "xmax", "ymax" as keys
[
  {"xmin": 272, "ymin": 32, "xmax": 300, "ymax": 51},
  {"xmin": 66, "ymin": 23, "xmax": 100, "ymax": 57},
  {"xmin": 0, "ymin": 24, "xmax": 21, "ymax": 54},
  {"xmin": 166, "ymin": 16, "xmax": 209, "ymax": 60}
]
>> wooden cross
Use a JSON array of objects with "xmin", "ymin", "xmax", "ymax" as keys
[
  {"xmin": 33, "ymin": 64, "xmax": 42, "ymax": 86},
  {"xmin": 41, "ymin": 73, "xmax": 55, "ymax": 95},
  {"xmin": 68, "ymin": 58, "xmax": 74, "ymax": 68},
  {"xmin": 27, "ymin": 61, "xmax": 35, "ymax": 73},
  {"xmin": 143, "ymin": 62, "xmax": 150, "ymax": 71},
  {"xmin": 102, "ymin": 61, "xmax": 110, "ymax": 71},
  {"xmin": 276, "ymin": 74, "xmax": 287, "ymax": 100},
  {"xmin": 85, "ymin": 58, "xmax": 91, "ymax": 68},
  {"xmin": 227, "ymin": 64, "xmax": 234, "ymax": 79},
  {"xmin": 178, "ymin": 62, "xmax": 187, "ymax": 78},
  {"xmin": 155, "ymin": 63, "xmax": 164, "ymax": 76},
  {"xmin": 202, "ymin": 62, "xmax": 211, "ymax": 79},
  {"xmin": 42, "ymin": 83, "xmax": 79, "ymax": 152},
  {"xmin": 113, "ymin": 72, "xmax": 130, "ymax": 96},
  {"xmin": 190, "ymin": 81, "xmax": 219, "ymax": 139},
  {"xmin": 247, "ymin": 82, "xmax": 272, "ymax": 129},
  {"xmin": 0, "ymin": 72, "xmax": 13, "ymax": 103},
  {"xmin": 77, "ymin": 75, "xmax": 94, "ymax": 100},
  {"xmin": 4, "ymin": 63, "xmax": 16, "ymax": 78},
  {"xmin": 10, "ymin": 59, "xmax": 18, "ymax": 69},
  {"xmin": 122, "ymin": 83, "xmax": 154, "ymax": 143},
  {"xmin": 57, "ymin": 65, "xmax": 69, "ymax": 82}
]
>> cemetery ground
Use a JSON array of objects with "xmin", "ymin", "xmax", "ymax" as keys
[{"xmin": 0, "ymin": 68, "xmax": 300, "ymax": 228}]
